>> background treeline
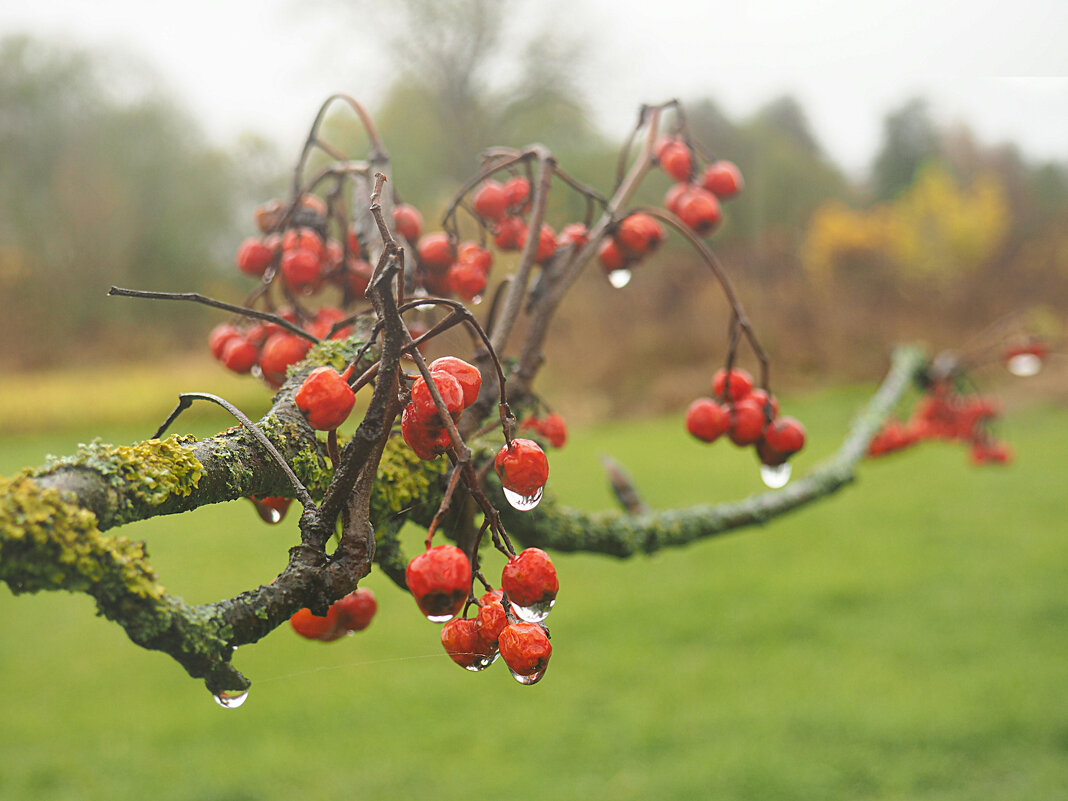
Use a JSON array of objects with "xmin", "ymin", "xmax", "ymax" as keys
[{"xmin": 1, "ymin": 30, "xmax": 1065, "ymax": 414}]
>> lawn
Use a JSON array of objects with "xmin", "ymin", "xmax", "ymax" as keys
[{"xmin": 1, "ymin": 383, "xmax": 1065, "ymax": 800}]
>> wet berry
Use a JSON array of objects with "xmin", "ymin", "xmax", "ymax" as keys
[
  {"xmin": 406, "ymin": 545, "xmax": 472, "ymax": 622},
  {"xmin": 295, "ymin": 366, "xmax": 356, "ymax": 430},
  {"xmin": 494, "ymin": 438, "xmax": 549, "ymax": 497}
]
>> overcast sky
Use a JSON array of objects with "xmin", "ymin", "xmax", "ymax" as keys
[{"xmin": 3, "ymin": 0, "xmax": 1066, "ymax": 174}]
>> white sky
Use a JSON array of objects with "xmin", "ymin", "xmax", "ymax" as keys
[{"xmin": 2, "ymin": 0, "xmax": 1066, "ymax": 174}]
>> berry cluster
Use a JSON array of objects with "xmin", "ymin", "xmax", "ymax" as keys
[
  {"xmin": 206, "ymin": 189, "xmax": 374, "ymax": 385},
  {"xmin": 658, "ymin": 137, "xmax": 744, "ymax": 236},
  {"xmin": 289, "ymin": 588, "xmax": 377, "ymax": 642},
  {"xmin": 400, "ymin": 357, "xmax": 483, "ymax": 460},
  {"xmin": 685, "ymin": 367, "xmax": 806, "ymax": 482},
  {"xmin": 868, "ymin": 383, "xmax": 1010, "ymax": 465},
  {"xmin": 430, "ymin": 547, "xmax": 557, "ymax": 684}
]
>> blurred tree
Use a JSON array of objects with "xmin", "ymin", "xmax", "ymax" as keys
[
  {"xmin": 871, "ymin": 98, "xmax": 941, "ymax": 201},
  {"xmin": 326, "ymin": 0, "xmax": 606, "ymax": 213},
  {"xmin": 0, "ymin": 36, "xmax": 241, "ymax": 368}
]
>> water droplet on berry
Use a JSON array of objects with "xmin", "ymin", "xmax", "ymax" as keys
[
  {"xmin": 471, "ymin": 294, "xmax": 483, "ymax": 306},
  {"xmin": 1007, "ymin": 353, "xmax": 1042, "ymax": 376},
  {"xmin": 760, "ymin": 462, "xmax": 792, "ymax": 488},
  {"xmin": 510, "ymin": 598, "xmax": 555, "ymax": 623},
  {"xmin": 509, "ymin": 667, "xmax": 546, "ymax": 685},
  {"xmin": 212, "ymin": 689, "xmax": 249, "ymax": 709},
  {"xmin": 503, "ymin": 485, "xmax": 544, "ymax": 511},
  {"xmin": 607, "ymin": 269, "xmax": 632, "ymax": 288},
  {"xmin": 463, "ymin": 650, "xmax": 500, "ymax": 671},
  {"xmin": 424, "ymin": 612, "xmax": 458, "ymax": 623}
]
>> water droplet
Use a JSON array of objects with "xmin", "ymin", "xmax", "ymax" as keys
[
  {"xmin": 471, "ymin": 294, "xmax": 483, "ymax": 306},
  {"xmin": 463, "ymin": 650, "xmax": 499, "ymax": 671},
  {"xmin": 424, "ymin": 612, "xmax": 457, "ymax": 623},
  {"xmin": 510, "ymin": 598, "xmax": 555, "ymax": 623},
  {"xmin": 760, "ymin": 462, "xmax": 792, "ymax": 488},
  {"xmin": 212, "ymin": 689, "xmax": 249, "ymax": 709},
  {"xmin": 503, "ymin": 486, "xmax": 543, "ymax": 511},
  {"xmin": 509, "ymin": 667, "xmax": 546, "ymax": 685},
  {"xmin": 607, "ymin": 269, "xmax": 632, "ymax": 288},
  {"xmin": 1007, "ymin": 353, "xmax": 1042, "ymax": 377}
]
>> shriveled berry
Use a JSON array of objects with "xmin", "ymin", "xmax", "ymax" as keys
[
  {"xmin": 539, "ymin": 413, "xmax": 568, "ymax": 448},
  {"xmin": 448, "ymin": 260, "xmax": 487, "ymax": 301},
  {"xmin": 494, "ymin": 438, "xmax": 549, "ymax": 497},
  {"xmin": 393, "ymin": 203, "xmax": 424, "ymax": 242},
  {"xmin": 410, "ymin": 371, "xmax": 465, "ymax": 424},
  {"xmin": 282, "ymin": 226, "xmax": 324, "ymax": 260},
  {"xmin": 290, "ymin": 606, "xmax": 344, "ymax": 642},
  {"xmin": 475, "ymin": 591, "xmax": 508, "ymax": 645},
  {"xmin": 281, "ymin": 247, "xmax": 321, "ymax": 292},
  {"xmin": 441, "ymin": 617, "xmax": 495, "ymax": 669},
  {"xmin": 503, "ymin": 176, "xmax": 531, "ymax": 211},
  {"xmin": 406, "ymin": 545, "xmax": 472, "ymax": 622},
  {"xmin": 401, "ymin": 404, "xmax": 448, "ymax": 460},
  {"xmin": 334, "ymin": 588, "xmax": 377, "ymax": 632},
  {"xmin": 259, "ymin": 333, "xmax": 312, "ymax": 387},
  {"xmin": 428, "ymin": 357, "xmax": 482, "ymax": 408},
  {"xmin": 498, "ymin": 622, "xmax": 552, "ymax": 677},
  {"xmin": 502, "ymin": 547, "xmax": 559, "ymax": 610},
  {"xmin": 295, "ymin": 366, "xmax": 356, "ymax": 430}
]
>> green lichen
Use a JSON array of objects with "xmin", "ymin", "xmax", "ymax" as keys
[
  {"xmin": 0, "ymin": 473, "xmax": 166, "ymax": 600},
  {"xmin": 257, "ymin": 413, "xmax": 335, "ymax": 498},
  {"xmin": 302, "ymin": 337, "xmax": 366, "ymax": 373},
  {"xmin": 369, "ymin": 434, "xmax": 447, "ymax": 525},
  {"xmin": 34, "ymin": 435, "xmax": 203, "ymax": 516}
]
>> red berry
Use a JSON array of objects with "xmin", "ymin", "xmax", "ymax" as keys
[
  {"xmin": 417, "ymin": 232, "xmax": 454, "ymax": 274},
  {"xmin": 406, "ymin": 545, "xmax": 472, "ymax": 622},
  {"xmin": 728, "ymin": 398, "xmax": 767, "ymax": 446},
  {"xmin": 401, "ymin": 404, "xmax": 449, "ymax": 460},
  {"xmin": 235, "ymin": 237, "xmax": 275, "ymax": 277},
  {"xmin": 456, "ymin": 242, "xmax": 493, "ymax": 274},
  {"xmin": 290, "ymin": 606, "xmax": 345, "ymax": 642},
  {"xmin": 448, "ymin": 260, "xmax": 487, "ymax": 301},
  {"xmin": 472, "ymin": 180, "xmax": 508, "ymax": 222},
  {"xmin": 701, "ymin": 160, "xmax": 744, "ymax": 198},
  {"xmin": 712, "ymin": 368, "xmax": 754, "ymax": 402},
  {"xmin": 494, "ymin": 216, "xmax": 527, "ymax": 251},
  {"xmin": 258, "ymin": 332, "xmax": 312, "ymax": 387},
  {"xmin": 220, "ymin": 336, "xmax": 260, "ymax": 374},
  {"xmin": 502, "ymin": 547, "xmax": 559, "ymax": 612},
  {"xmin": 520, "ymin": 223, "xmax": 557, "ymax": 264},
  {"xmin": 494, "ymin": 438, "xmax": 549, "ymax": 497},
  {"xmin": 664, "ymin": 182, "xmax": 690, "ymax": 215},
  {"xmin": 334, "ymin": 588, "xmax": 377, "ymax": 632},
  {"xmin": 342, "ymin": 257, "xmax": 373, "ymax": 297},
  {"xmin": 656, "ymin": 138, "xmax": 692, "ymax": 182},
  {"xmin": 676, "ymin": 187, "xmax": 722, "ymax": 235},
  {"xmin": 410, "ymin": 371, "xmax": 465, "ymax": 424},
  {"xmin": 281, "ymin": 247, "xmax": 322, "ymax": 292},
  {"xmin": 503, "ymin": 176, "xmax": 531, "ymax": 211},
  {"xmin": 762, "ymin": 416, "xmax": 806, "ymax": 456},
  {"xmin": 393, "ymin": 203, "xmax": 424, "ymax": 242},
  {"xmin": 539, "ymin": 413, "xmax": 568, "ymax": 448},
  {"xmin": 295, "ymin": 366, "xmax": 356, "ymax": 430},
  {"xmin": 282, "ymin": 227, "xmax": 323, "ymax": 260},
  {"xmin": 598, "ymin": 238, "xmax": 628, "ymax": 273},
  {"xmin": 685, "ymin": 397, "xmax": 730, "ymax": 443},
  {"xmin": 475, "ymin": 591, "xmax": 508, "ymax": 645},
  {"xmin": 441, "ymin": 617, "xmax": 495, "ymax": 669},
  {"xmin": 557, "ymin": 223, "xmax": 589, "ymax": 249},
  {"xmin": 209, "ymin": 323, "xmax": 242, "ymax": 359},
  {"xmin": 616, "ymin": 212, "xmax": 664, "ymax": 257},
  {"xmin": 498, "ymin": 622, "xmax": 552, "ymax": 679},
  {"xmin": 428, "ymin": 357, "xmax": 482, "ymax": 408},
  {"xmin": 748, "ymin": 388, "xmax": 780, "ymax": 419}
]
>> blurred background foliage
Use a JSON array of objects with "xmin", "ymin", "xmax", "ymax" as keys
[{"xmin": 1, "ymin": 2, "xmax": 1066, "ymax": 415}]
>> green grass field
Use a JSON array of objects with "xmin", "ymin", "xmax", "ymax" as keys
[{"xmin": 1, "ymin": 385, "xmax": 1066, "ymax": 800}]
